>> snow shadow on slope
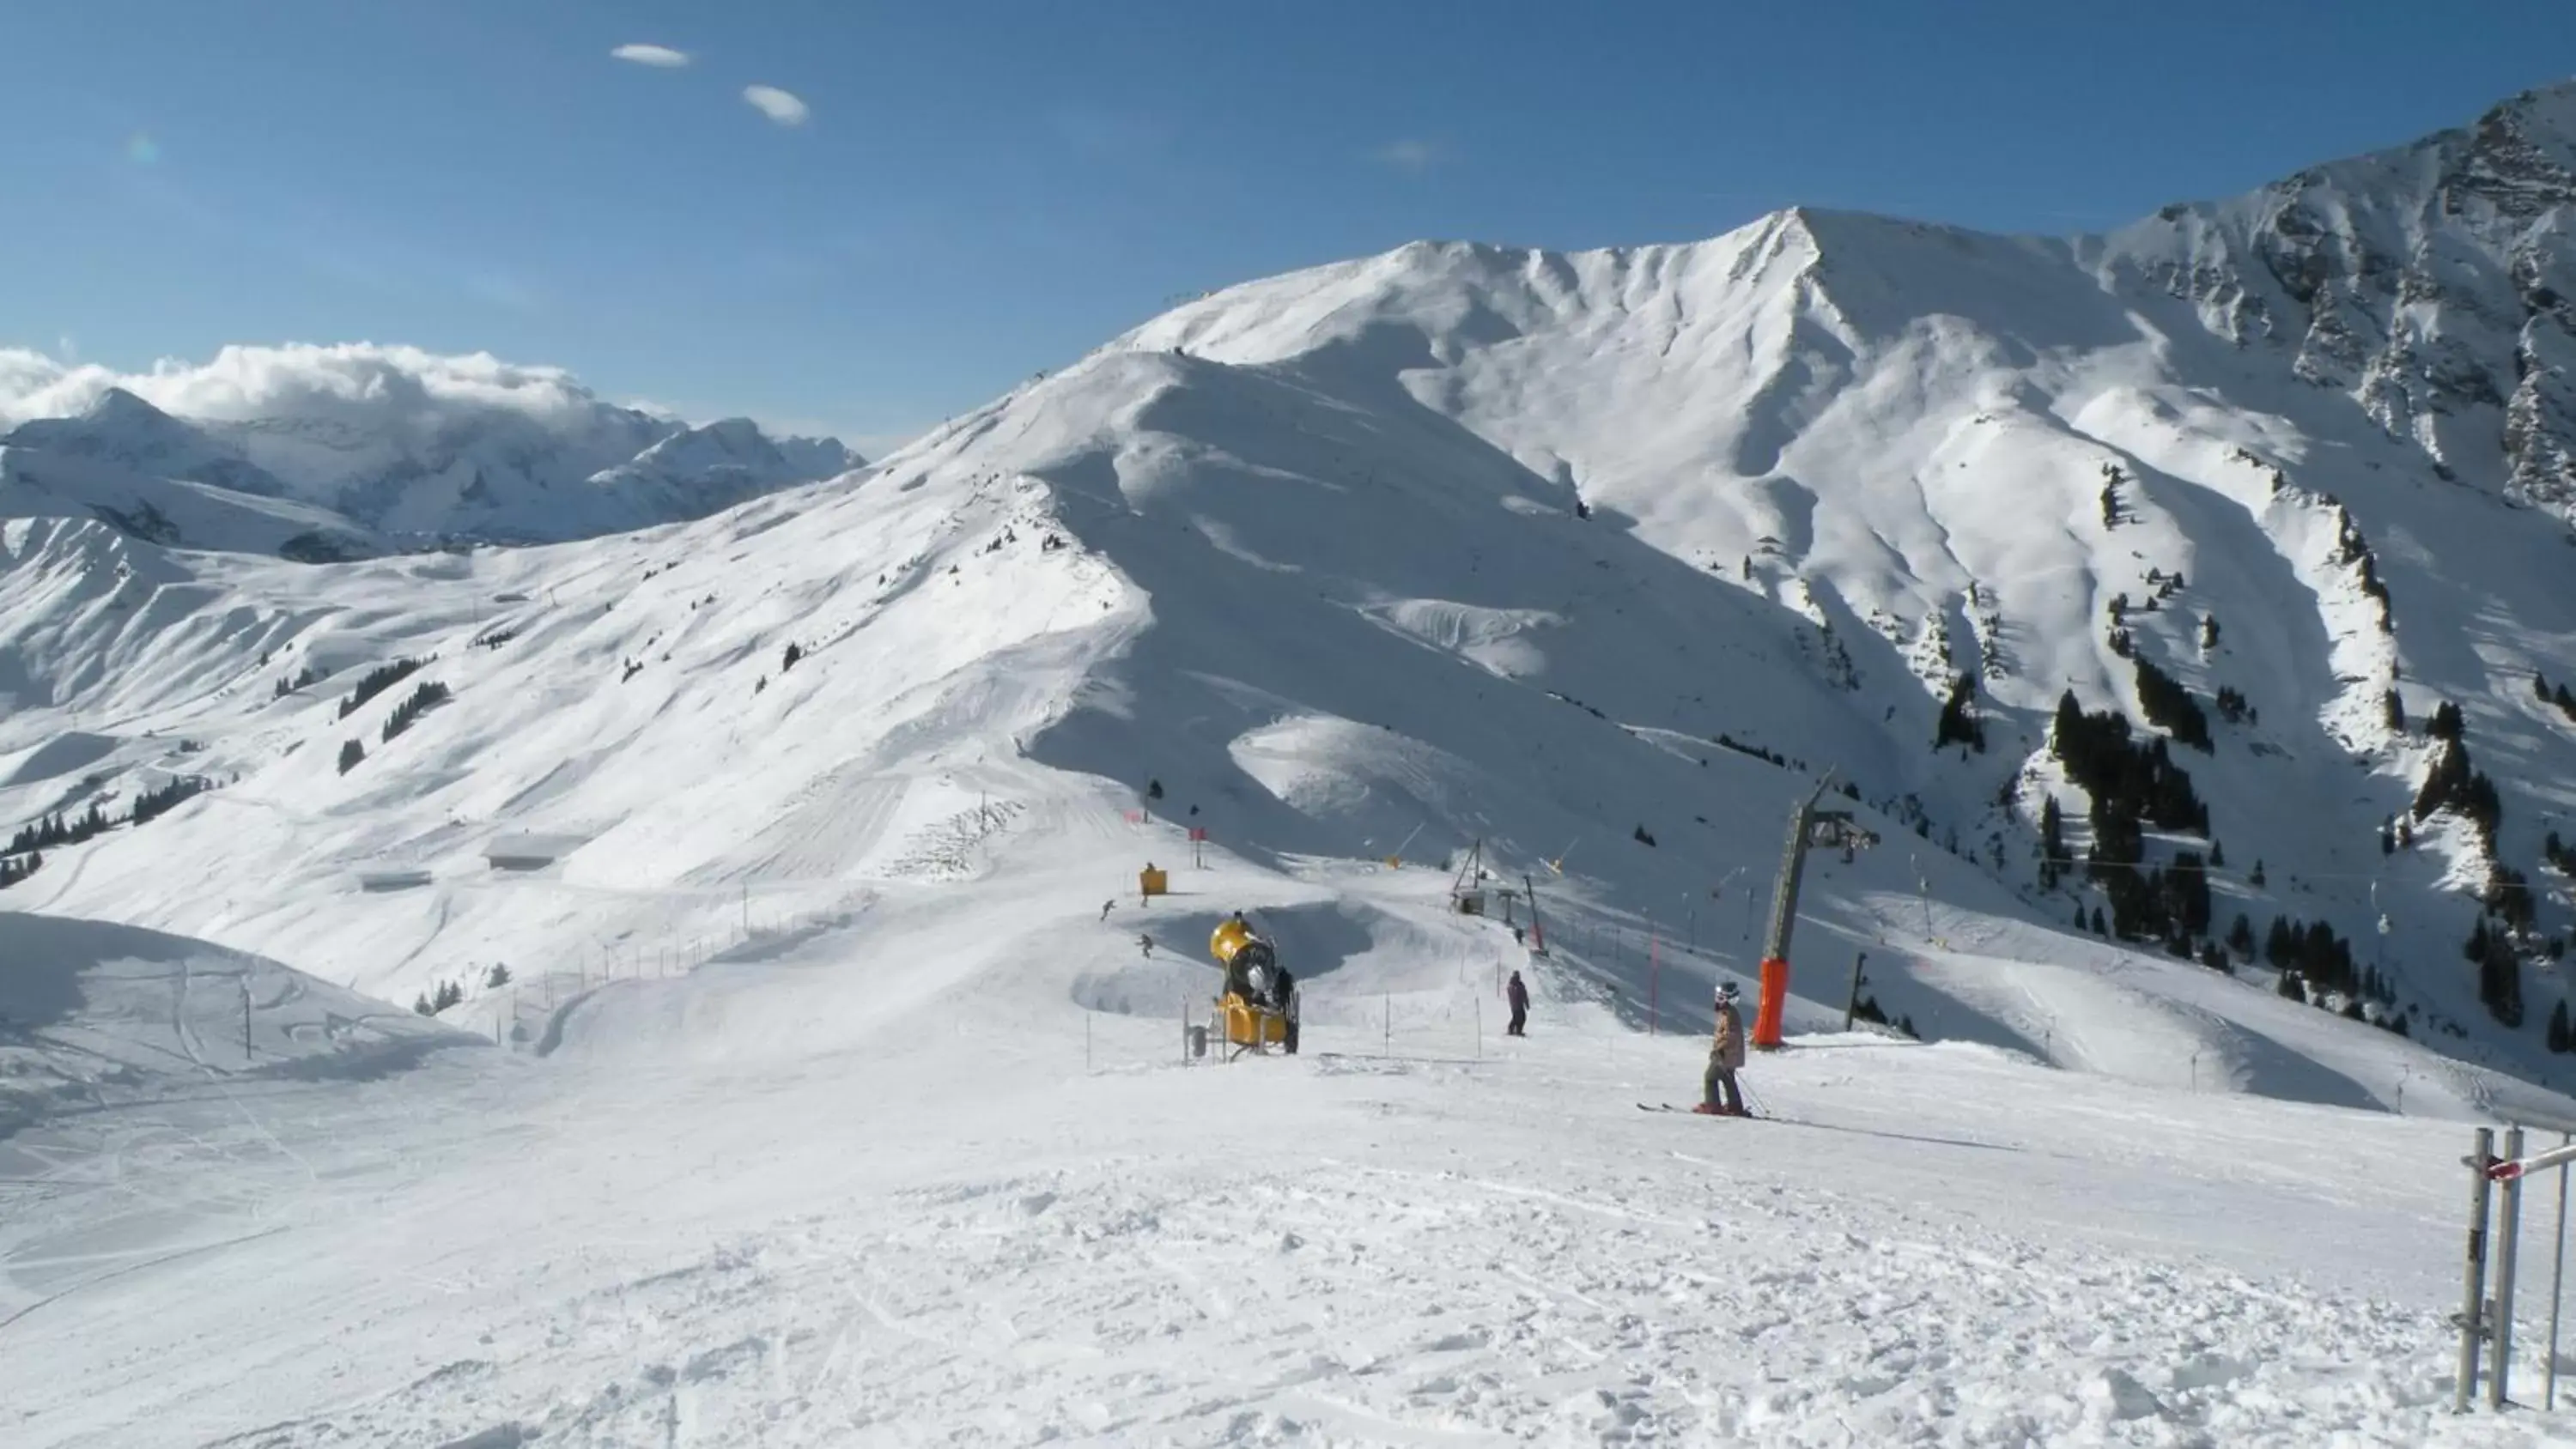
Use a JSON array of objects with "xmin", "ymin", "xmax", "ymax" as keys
[
  {"xmin": 1070, "ymin": 900, "xmax": 1382, "ymax": 1017},
  {"xmin": 0, "ymin": 731, "xmax": 118, "ymax": 789},
  {"xmin": 1896, "ymin": 948, "xmax": 2385, "ymax": 1113},
  {"xmin": 0, "ymin": 911, "xmax": 472, "ymax": 1137}
]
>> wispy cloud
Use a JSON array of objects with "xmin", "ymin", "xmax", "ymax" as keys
[
  {"xmin": 743, "ymin": 85, "xmax": 811, "ymax": 127},
  {"xmin": 1370, "ymin": 138, "xmax": 1449, "ymax": 174},
  {"xmin": 611, "ymin": 43, "xmax": 691, "ymax": 68}
]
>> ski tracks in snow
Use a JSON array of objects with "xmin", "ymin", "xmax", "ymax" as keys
[{"xmin": 188, "ymin": 1161, "xmax": 2523, "ymax": 1448}]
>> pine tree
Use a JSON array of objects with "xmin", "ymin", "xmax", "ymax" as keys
[
  {"xmin": 2382, "ymin": 689, "xmax": 2405, "ymax": 733},
  {"xmin": 2539, "ymin": 673, "xmax": 2553, "ymax": 702},
  {"xmin": 485, "ymin": 963, "xmax": 512, "ymax": 988},
  {"xmin": 380, "ymin": 680, "xmax": 450, "ymax": 743},
  {"xmin": 2480, "ymin": 937, "xmax": 2526, "ymax": 1029},
  {"xmin": 2466, "ymin": 919, "xmax": 2493, "ymax": 964},
  {"xmin": 2276, "ymin": 971, "xmax": 2303, "ymax": 1002},
  {"xmin": 782, "ymin": 642, "xmax": 804, "ymax": 672},
  {"xmin": 2208, "ymin": 839, "xmax": 2225, "ymax": 870},
  {"xmin": 2250, "ymin": 858, "xmax": 2266, "ymax": 888},
  {"xmin": 1934, "ymin": 672, "xmax": 1985, "ymax": 753},
  {"xmin": 2227, "ymin": 912, "xmax": 2255, "ymax": 959},
  {"xmin": 2379, "ymin": 818, "xmax": 2396, "ymax": 855},
  {"xmin": 1146, "ymin": 779, "xmax": 1163, "ymax": 800},
  {"xmin": 2429, "ymin": 700, "xmax": 2465, "ymax": 742},
  {"xmin": 338, "ymin": 739, "xmax": 365, "ymax": 775},
  {"xmin": 2074, "ymin": 901, "xmax": 2088, "ymax": 930},
  {"xmin": 2550, "ymin": 1000, "xmax": 2571, "ymax": 1054},
  {"xmin": 2091, "ymin": 906, "xmax": 2107, "ymax": 937}
]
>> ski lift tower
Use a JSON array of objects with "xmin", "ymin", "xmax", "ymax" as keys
[
  {"xmin": 1450, "ymin": 838, "xmax": 1490, "ymax": 916},
  {"xmin": 1753, "ymin": 771, "xmax": 1877, "ymax": 1050}
]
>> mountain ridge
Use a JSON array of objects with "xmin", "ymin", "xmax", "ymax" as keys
[{"xmin": 0, "ymin": 352, "xmax": 866, "ymax": 552}]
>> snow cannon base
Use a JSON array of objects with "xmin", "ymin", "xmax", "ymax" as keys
[{"xmin": 1212, "ymin": 991, "xmax": 1298, "ymax": 1059}]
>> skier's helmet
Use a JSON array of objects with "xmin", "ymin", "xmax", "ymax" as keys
[{"xmin": 1715, "ymin": 980, "xmax": 1740, "ymax": 1006}]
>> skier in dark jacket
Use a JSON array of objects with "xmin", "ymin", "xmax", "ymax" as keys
[
  {"xmin": 1505, "ymin": 971, "xmax": 1529, "ymax": 1036},
  {"xmin": 1697, "ymin": 981, "xmax": 1747, "ymax": 1115}
]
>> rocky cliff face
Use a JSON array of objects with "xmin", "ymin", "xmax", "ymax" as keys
[{"xmin": 2103, "ymin": 82, "xmax": 2576, "ymax": 516}]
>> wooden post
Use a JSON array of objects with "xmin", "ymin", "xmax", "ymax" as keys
[{"xmin": 1843, "ymin": 950, "xmax": 1868, "ymax": 1032}]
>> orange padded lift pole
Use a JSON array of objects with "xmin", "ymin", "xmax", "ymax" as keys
[
  {"xmin": 1752, "ymin": 773, "xmax": 1839, "ymax": 1052},
  {"xmin": 1753, "ymin": 955, "xmax": 1789, "ymax": 1049}
]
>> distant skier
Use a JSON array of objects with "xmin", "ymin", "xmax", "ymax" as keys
[
  {"xmin": 1505, "ymin": 970, "xmax": 1529, "ymax": 1036},
  {"xmin": 1101, "ymin": 899, "xmax": 1115, "ymax": 921},
  {"xmin": 1139, "ymin": 933, "xmax": 1154, "ymax": 958},
  {"xmin": 1697, "ymin": 981, "xmax": 1747, "ymax": 1116}
]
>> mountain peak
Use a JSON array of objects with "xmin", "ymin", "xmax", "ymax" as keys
[{"xmin": 82, "ymin": 385, "xmax": 177, "ymax": 424}]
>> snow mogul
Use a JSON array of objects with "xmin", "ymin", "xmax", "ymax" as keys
[{"xmin": 1209, "ymin": 912, "xmax": 1298, "ymax": 1056}]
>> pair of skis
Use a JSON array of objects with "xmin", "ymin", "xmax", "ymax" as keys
[{"xmin": 1637, "ymin": 1102, "xmax": 1757, "ymax": 1119}]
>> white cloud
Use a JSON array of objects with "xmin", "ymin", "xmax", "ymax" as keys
[
  {"xmin": 1370, "ymin": 138, "xmax": 1449, "ymax": 173},
  {"xmin": 611, "ymin": 43, "xmax": 691, "ymax": 68},
  {"xmin": 743, "ymin": 85, "xmax": 811, "ymax": 127},
  {"xmin": 0, "ymin": 343, "xmax": 615, "ymax": 433}
]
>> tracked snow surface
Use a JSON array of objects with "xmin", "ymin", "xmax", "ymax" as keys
[{"xmin": 9, "ymin": 84, "xmax": 2576, "ymax": 1446}]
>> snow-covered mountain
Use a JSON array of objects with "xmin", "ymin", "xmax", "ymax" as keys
[
  {"xmin": 0, "ymin": 445, "xmax": 380, "ymax": 562},
  {"xmin": 9, "ymin": 83, "xmax": 2576, "ymax": 1097},
  {"xmin": 2094, "ymin": 82, "xmax": 2576, "ymax": 512},
  {"xmin": 15, "ymin": 84, "xmax": 2576, "ymax": 1447},
  {"xmin": 581, "ymin": 415, "xmax": 868, "ymax": 526},
  {"xmin": 0, "ymin": 349, "xmax": 865, "ymax": 550}
]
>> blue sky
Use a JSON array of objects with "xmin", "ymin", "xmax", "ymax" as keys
[{"xmin": 2, "ymin": 1, "xmax": 2568, "ymax": 452}]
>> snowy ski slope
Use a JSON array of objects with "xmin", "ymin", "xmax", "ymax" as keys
[{"xmin": 4, "ymin": 842, "xmax": 2573, "ymax": 1446}]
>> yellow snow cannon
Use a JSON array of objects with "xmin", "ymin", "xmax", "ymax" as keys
[{"xmin": 1206, "ymin": 915, "xmax": 1297, "ymax": 1058}]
